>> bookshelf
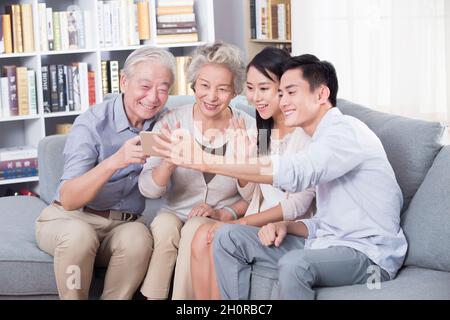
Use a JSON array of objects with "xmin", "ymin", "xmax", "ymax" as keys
[
  {"xmin": 0, "ymin": 0, "xmax": 215, "ymax": 192},
  {"xmin": 243, "ymin": 0, "xmax": 292, "ymax": 61}
]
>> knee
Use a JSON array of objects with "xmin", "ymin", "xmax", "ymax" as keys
[
  {"xmin": 191, "ymin": 223, "xmax": 211, "ymax": 260},
  {"xmin": 113, "ymin": 223, "xmax": 153, "ymax": 260},
  {"xmin": 277, "ymin": 251, "xmax": 311, "ymax": 282},
  {"xmin": 151, "ymin": 212, "xmax": 183, "ymax": 246},
  {"xmin": 212, "ymin": 224, "xmax": 244, "ymax": 253}
]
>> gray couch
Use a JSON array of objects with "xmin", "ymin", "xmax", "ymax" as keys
[{"xmin": 0, "ymin": 96, "xmax": 449, "ymax": 299}]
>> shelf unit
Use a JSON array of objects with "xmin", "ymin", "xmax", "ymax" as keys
[
  {"xmin": 0, "ymin": 0, "xmax": 215, "ymax": 192},
  {"xmin": 242, "ymin": 0, "xmax": 292, "ymax": 61}
]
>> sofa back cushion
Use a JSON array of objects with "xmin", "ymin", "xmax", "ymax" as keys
[
  {"xmin": 37, "ymin": 96, "xmax": 255, "ymax": 206},
  {"xmin": 337, "ymin": 99, "xmax": 445, "ymax": 213},
  {"xmin": 402, "ymin": 145, "xmax": 450, "ymax": 272},
  {"xmin": 38, "ymin": 135, "xmax": 67, "ymax": 204}
]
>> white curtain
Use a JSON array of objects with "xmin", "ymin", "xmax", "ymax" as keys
[{"xmin": 292, "ymin": 0, "xmax": 450, "ymax": 133}]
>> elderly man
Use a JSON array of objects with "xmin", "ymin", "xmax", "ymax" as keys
[{"xmin": 35, "ymin": 47, "xmax": 176, "ymax": 300}]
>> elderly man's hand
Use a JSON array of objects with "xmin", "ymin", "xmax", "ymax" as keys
[{"xmin": 108, "ymin": 135, "xmax": 147, "ymax": 170}]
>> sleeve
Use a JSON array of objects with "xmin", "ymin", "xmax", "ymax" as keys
[
  {"xmin": 297, "ymin": 216, "xmax": 320, "ymax": 239},
  {"xmin": 60, "ymin": 121, "xmax": 99, "ymax": 181},
  {"xmin": 138, "ymin": 118, "xmax": 168, "ymax": 199},
  {"xmin": 237, "ymin": 181, "xmax": 256, "ymax": 202},
  {"xmin": 280, "ymin": 187, "xmax": 315, "ymax": 221},
  {"xmin": 272, "ymin": 122, "xmax": 367, "ymax": 193}
]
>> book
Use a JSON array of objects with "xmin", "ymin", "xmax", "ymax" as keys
[
  {"xmin": 0, "ymin": 167, "xmax": 38, "ymax": 180},
  {"xmin": 157, "ymin": 0, "xmax": 194, "ymax": 6},
  {"xmin": 156, "ymin": 32, "xmax": 198, "ymax": 44},
  {"xmin": 88, "ymin": 71, "xmax": 96, "ymax": 106},
  {"xmin": 41, "ymin": 66, "xmax": 51, "ymax": 113},
  {"xmin": 71, "ymin": 65, "xmax": 81, "ymax": 111},
  {"xmin": 157, "ymin": 13, "xmax": 195, "ymax": 24},
  {"xmin": 156, "ymin": 27, "xmax": 197, "ymax": 35},
  {"xmin": 108, "ymin": 61, "xmax": 120, "ymax": 94},
  {"xmin": 156, "ymin": 6, "xmax": 194, "ymax": 15},
  {"xmin": 49, "ymin": 64, "xmax": 59, "ymax": 112},
  {"xmin": 38, "ymin": 3, "xmax": 49, "ymax": 51},
  {"xmin": 46, "ymin": 7, "xmax": 54, "ymax": 51},
  {"xmin": 27, "ymin": 70, "xmax": 37, "ymax": 115},
  {"xmin": 97, "ymin": 1, "xmax": 105, "ymax": 47},
  {"xmin": 5, "ymin": 5, "xmax": 23, "ymax": 53},
  {"xmin": 1, "ymin": 14, "xmax": 13, "ymax": 54},
  {"xmin": 0, "ymin": 158, "xmax": 38, "ymax": 170},
  {"xmin": 57, "ymin": 64, "xmax": 67, "ymax": 111},
  {"xmin": 65, "ymin": 66, "xmax": 74, "ymax": 111},
  {"xmin": 0, "ymin": 146, "xmax": 37, "ymax": 162},
  {"xmin": 2, "ymin": 66, "xmax": 18, "ymax": 116},
  {"xmin": 157, "ymin": 21, "xmax": 196, "ymax": 29},
  {"xmin": 0, "ymin": 15, "xmax": 4, "ymax": 53},
  {"xmin": 52, "ymin": 11, "xmax": 61, "ymax": 51},
  {"xmin": 16, "ymin": 67, "xmax": 29, "ymax": 116},
  {"xmin": 67, "ymin": 11, "xmax": 79, "ymax": 49},
  {"xmin": 0, "ymin": 77, "xmax": 10, "ymax": 118},
  {"xmin": 59, "ymin": 11, "xmax": 69, "ymax": 50},
  {"xmin": 137, "ymin": 1, "xmax": 151, "ymax": 40},
  {"xmin": 101, "ymin": 60, "xmax": 109, "ymax": 97},
  {"xmin": 20, "ymin": 4, "xmax": 35, "ymax": 52}
]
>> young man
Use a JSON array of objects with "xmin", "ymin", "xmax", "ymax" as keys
[
  {"xmin": 35, "ymin": 47, "xmax": 176, "ymax": 299},
  {"xmin": 154, "ymin": 54, "xmax": 408, "ymax": 300}
]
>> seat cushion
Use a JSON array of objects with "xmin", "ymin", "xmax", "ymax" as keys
[
  {"xmin": 402, "ymin": 146, "xmax": 450, "ymax": 272},
  {"xmin": 250, "ymin": 265, "xmax": 450, "ymax": 300},
  {"xmin": 316, "ymin": 266, "xmax": 450, "ymax": 300},
  {"xmin": 337, "ymin": 99, "xmax": 445, "ymax": 212},
  {"xmin": 0, "ymin": 196, "xmax": 58, "ymax": 296}
]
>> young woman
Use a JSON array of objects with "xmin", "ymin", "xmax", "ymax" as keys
[
  {"xmin": 138, "ymin": 42, "xmax": 256, "ymax": 300},
  {"xmin": 190, "ymin": 47, "xmax": 316, "ymax": 299}
]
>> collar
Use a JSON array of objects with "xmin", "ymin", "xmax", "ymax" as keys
[
  {"xmin": 312, "ymin": 107, "xmax": 342, "ymax": 139},
  {"xmin": 113, "ymin": 94, "xmax": 158, "ymax": 133}
]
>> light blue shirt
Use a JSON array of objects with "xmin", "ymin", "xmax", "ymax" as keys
[
  {"xmin": 54, "ymin": 94, "xmax": 161, "ymax": 215},
  {"xmin": 272, "ymin": 108, "xmax": 408, "ymax": 279}
]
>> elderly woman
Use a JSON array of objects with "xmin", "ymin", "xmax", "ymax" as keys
[{"xmin": 138, "ymin": 42, "xmax": 255, "ymax": 300}]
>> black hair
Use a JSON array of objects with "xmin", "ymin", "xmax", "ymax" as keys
[
  {"xmin": 281, "ymin": 54, "xmax": 338, "ymax": 107},
  {"xmin": 247, "ymin": 47, "xmax": 291, "ymax": 155}
]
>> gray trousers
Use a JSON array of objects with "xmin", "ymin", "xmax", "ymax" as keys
[{"xmin": 213, "ymin": 224, "xmax": 389, "ymax": 300}]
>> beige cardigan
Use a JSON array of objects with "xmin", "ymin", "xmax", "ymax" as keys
[
  {"xmin": 139, "ymin": 104, "xmax": 256, "ymax": 222},
  {"xmin": 245, "ymin": 128, "xmax": 316, "ymax": 220}
]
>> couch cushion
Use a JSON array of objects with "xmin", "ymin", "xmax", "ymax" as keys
[
  {"xmin": 0, "ymin": 196, "xmax": 57, "ymax": 296},
  {"xmin": 38, "ymin": 135, "xmax": 67, "ymax": 205},
  {"xmin": 337, "ymin": 99, "xmax": 445, "ymax": 213},
  {"xmin": 316, "ymin": 266, "xmax": 450, "ymax": 300},
  {"xmin": 402, "ymin": 145, "xmax": 450, "ymax": 271},
  {"xmin": 250, "ymin": 265, "xmax": 450, "ymax": 300}
]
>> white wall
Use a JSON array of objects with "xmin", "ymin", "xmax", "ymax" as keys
[{"xmin": 213, "ymin": 0, "xmax": 248, "ymax": 59}]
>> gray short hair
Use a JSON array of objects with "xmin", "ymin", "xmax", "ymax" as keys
[
  {"xmin": 188, "ymin": 42, "xmax": 245, "ymax": 95},
  {"xmin": 123, "ymin": 46, "xmax": 176, "ymax": 84}
]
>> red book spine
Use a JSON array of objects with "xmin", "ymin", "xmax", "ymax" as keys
[{"xmin": 88, "ymin": 71, "xmax": 96, "ymax": 106}]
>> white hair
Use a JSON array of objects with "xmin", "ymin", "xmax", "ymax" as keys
[
  {"xmin": 188, "ymin": 42, "xmax": 246, "ymax": 94},
  {"xmin": 123, "ymin": 46, "xmax": 176, "ymax": 84}
]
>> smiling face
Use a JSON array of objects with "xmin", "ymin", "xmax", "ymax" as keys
[
  {"xmin": 120, "ymin": 61, "xmax": 172, "ymax": 128},
  {"xmin": 246, "ymin": 66, "xmax": 282, "ymax": 121},
  {"xmin": 279, "ymin": 68, "xmax": 329, "ymax": 134},
  {"xmin": 193, "ymin": 63, "xmax": 235, "ymax": 119}
]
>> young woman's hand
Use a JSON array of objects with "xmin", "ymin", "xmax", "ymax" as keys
[{"xmin": 227, "ymin": 117, "xmax": 257, "ymax": 164}]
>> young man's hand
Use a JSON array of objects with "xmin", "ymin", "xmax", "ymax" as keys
[
  {"xmin": 258, "ymin": 221, "xmax": 288, "ymax": 247},
  {"xmin": 108, "ymin": 135, "xmax": 146, "ymax": 170}
]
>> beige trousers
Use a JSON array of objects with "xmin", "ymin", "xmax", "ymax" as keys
[
  {"xmin": 140, "ymin": 211, "xmax": 212, "ymax": 299},
  {"xmin": 35, "ymin": 203, "xmax": 153, "ymax": 300}
]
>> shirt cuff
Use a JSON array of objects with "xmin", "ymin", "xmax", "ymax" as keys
[
  {"xmin": 237, "ymin": 181, "xmax": 256, "ymax": 202},
  {"xmin": 296, "ymin": 218, "xmax": 318, "ymax": 239},
  {"xmin": 271, "ymin": 155, "xmax": 282, "ymax": 189},
  {"xmin": 138, "ymin": 171, "xmax": 167, "ymax": 199}
]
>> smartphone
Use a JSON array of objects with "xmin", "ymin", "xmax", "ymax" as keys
[{"xmin": 140, "ymin": 131, "xmax": 164, "ymax": 157}]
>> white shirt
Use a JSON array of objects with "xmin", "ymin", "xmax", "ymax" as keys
[{"xmin": 272, "ymin": 108, "xmax": 407, "ymax": 279}]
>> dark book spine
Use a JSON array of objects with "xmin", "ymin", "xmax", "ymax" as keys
[
  {"xmin": 56, "ymin": 64, "xmax": 66, "ymax": 111},
  {"xmin": 49, "ymin": 64, "xmax": 59, "ymax": 112},
  {"xmin": 0, "ymin": 158, "xmax": 38, "ymax": 170},
  {"xmin": 41, "ymin": 65, "xmax": 51, "ymax": 113},
  {"xmin": 157, "ymin": 21, "xmax": 196, "ymax": 29},
  {"xmin": 250, "ymin": 0, "xmax": 256, "ymax": 39},
  {"xmin": 66, "ymin": 66, "xmax": 74, "ymax": 111},
  {"xmin": 2, "ymin": 65, "xmax": 18, "ymax": 116}
]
